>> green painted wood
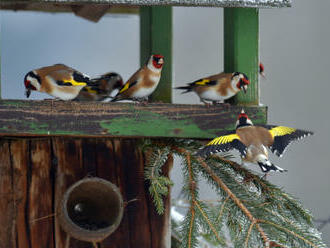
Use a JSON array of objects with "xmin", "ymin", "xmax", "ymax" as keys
[
  {"xmin": 224, "ymin": 8, "xmax": 259, "ymax": 105},
  {"xmin": 0, "ymin": 0, "xmax": 292, "ymax": 8},
  {"xmin": 140, "ymin": 6, "xmax": 172, "ymax": 103},
  {"xmin": 0, "ymin": 100, "xmax": 266, "ymax": 138}
]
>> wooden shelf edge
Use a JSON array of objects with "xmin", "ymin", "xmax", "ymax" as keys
[{"xmin": 0, "ymin": 100, "xmax": 267, "ymax": 138}]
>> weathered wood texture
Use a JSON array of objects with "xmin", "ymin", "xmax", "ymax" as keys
[
  {"xmin": 0, "ymin": 3, "xmax": 138, "ymax": 14},
  {"xmin": 0, "ymin": 100, "xmax": 267, "ymax": 138},
  {"xmin": 0, "ymin": 137, "xmax": 171, "ymax": 248},
  {"xmin": 0, "ymin": 0, "xmax": 292, "ymax": 8}
]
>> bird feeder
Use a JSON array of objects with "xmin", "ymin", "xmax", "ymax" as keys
[{"xmin": 0, "ymin": 0, "xmax": 291, "ymax": 247}]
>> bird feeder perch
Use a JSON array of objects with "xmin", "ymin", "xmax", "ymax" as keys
[{"xmin": 0, "ymin": 0, "xmax": 291, "ymax": 247}]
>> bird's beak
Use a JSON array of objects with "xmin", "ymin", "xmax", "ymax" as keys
[
  {"xmin": 25, "ymin": 89, "xmax": 31, "ymax": 98},
  {"xmin": 158, "ymin": 58, "xmax": 164, "ymax": 65},
  {"xmin": 260, "ymin": 72, "xmax": 266, "ymax": 79},
  {"xmin": 242, "ymin": 85, "xmax": 247, "ymax": 94}
]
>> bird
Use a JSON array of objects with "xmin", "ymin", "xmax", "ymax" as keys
[
  {"xmin": 175, "ymin": 72, "xmax": 250, "ymax": 105},
  {"xmin": 196, "ymin": 109, "xmax": 313, "ymax": 174},
  {"xmin": 111, "ymin": 54, "xmax": 164, "ymax": 102},
  {"xmin": 259, "ymin": 63, "xmax": 266, "ymax": 79},
  {"xmin": 24, "ymin": 64, "xmax": 95, "ymax": 100},
  {"xmin": 74, "ymin": 72, "xmax": 124, "ymax": 101}
]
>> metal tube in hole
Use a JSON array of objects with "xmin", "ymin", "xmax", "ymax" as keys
[{"xmin": 57, "ymin": 177, "xmax": 124, "ymax": 242}]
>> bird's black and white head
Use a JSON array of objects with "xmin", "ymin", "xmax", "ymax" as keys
[
  {"xmin": 232, "ymin": 72, "xmax": 250, "ymax": 93},
  {"xmin": 24, "ymin": 71, "xmax": 41, "ymax": 98},
  {"xmin": 236, "ymin": 109, "xmax": 253, "ymax": 129},
  {"xmin": 102, "ymin": 72, "xmax": 124, "ymax": 90},
  {"xmin": 148, "ymin": 54, "xmax": 164, "ymax": 71}
]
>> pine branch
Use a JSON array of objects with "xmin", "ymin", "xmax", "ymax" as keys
[
  {"xmin": 142, "ymin": 139, "xmax": 327, "ymax": 248},
  {"xmin": 144, "ymin": 146, "xmax": 173, "ymax": 215},
  {"xmin": 196, "ymin": 156, "xmax": 270, "ymax": 246}
]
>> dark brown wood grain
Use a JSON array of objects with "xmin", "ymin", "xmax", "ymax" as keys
[
  {"xmin": 0, "ymin": 100, "xmax": 267, "ymax": 139},
  {"xmin": 10, "ymin": 140, "xmax": 30, "ymax": 248},
  {"xmin": 0, "ymin": 137, "xmax": 171, "ymax": 248},
  {"xmin": 0, "ymin": 140, "xmax": 15, "ymax": 248},
  {"xmin": 29, "ymin": 140, "xmax": 54, "ymax": 248}
]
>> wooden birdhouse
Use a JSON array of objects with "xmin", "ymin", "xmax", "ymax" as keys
[{"xmin": 0, "ymin": 0, "xmax": 291, "ymax": 247}]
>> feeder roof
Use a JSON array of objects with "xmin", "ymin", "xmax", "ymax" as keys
[{"xmin": 0, "ymin": 0, "xmax": 291, "ymax": 8}]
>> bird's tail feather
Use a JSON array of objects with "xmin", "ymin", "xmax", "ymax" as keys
[
  {"xmin": 257, "ymin": 161, "xmax": 287, "ymax": 173},
  {"xmin": 175, "ymin": 86, "xmax": 192, "ymax": 94}
]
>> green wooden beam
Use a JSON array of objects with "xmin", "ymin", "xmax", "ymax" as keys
[
  {"xmin": 0, "ymin": 100, "xmax": 266, "ymax": 138},
  {"xmin": 140, "ymin": 6, "xmax": 172, "ymax": 103},
  {"xmin": 224, "ymin": 8, "xmax": 259, "ymax": 105}
]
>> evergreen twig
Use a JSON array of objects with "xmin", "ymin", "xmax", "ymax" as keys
[{"xmin": 142, "ymin": 139, "xmax": 326, "ymax": 248}]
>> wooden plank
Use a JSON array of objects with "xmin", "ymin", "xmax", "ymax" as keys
[
  {"xmin": 10, "ymin": 139, "xmax": 30, "ymax": 248},
  {"xmin": 224, "ymin": 8, "xmax": 259, "ymax": 105},
  {"xmin": 53, "ymin": 138, "xmax": 86, "ymax": 248},
  {"xmin": 0, "ymin": 100, "xmax": 267, "ymax": 138},
  {"xmin": 0, "ymin": 0, "xmax": 292, "ymax": 8},
  {"xmin": 140, "ymin": 6, "xmax": 172, "ymax": 102},
  {"xmin": 29, "ymin": 139, "xmax": 54, "ymax": 248},
  {"xmin": 0, "ymin": 140, "xmax": 15, "ymax": 247},
  {"xmin": 95, "ymin": 139, "xmax": 131, "ymax": 248},
  {"xmin": 0, "ymin": 3, "xmax": 138, "ymax": 14}
]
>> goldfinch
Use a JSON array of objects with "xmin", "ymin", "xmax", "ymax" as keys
[
  {"xmin": 74, "ymin": 72, "xmax": 124, "ymax": 101},
  {"xmin": 175, "ymin": 72, "xmax": 250, "ymax": 105},
  {"xmin": 259, "ymin": 63, "xmax": 266, "ymax": 78},
  {"xmin": 197, "ymin": 109, "xmax": 313, "ymax": 174},
  {"xmin": 111, "ymin": 54, "xmax": 164, "ymax": 102},
  {"xmin": 24, "ymin": 64, "xmax": 94, "ymax": 100}
]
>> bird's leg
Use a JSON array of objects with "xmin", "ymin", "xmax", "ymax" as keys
[
  {"xmin": 200, "ymin": 98, "xmax": 211, "ymax": 107},
  {"xmin": 261, "ymin": 173, "xmax": 268, "ymax": 180}
]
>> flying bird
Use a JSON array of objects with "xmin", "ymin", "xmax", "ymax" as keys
[
  {"xmin": 175, "ymin": 72, "xmax": 250, "ymax": 105},
  {"xmin": 196, "ymin": 109, "xmax": 313, "ymax": 174}
]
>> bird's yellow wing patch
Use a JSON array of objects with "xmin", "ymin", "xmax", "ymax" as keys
[
  {"xmin": 64, "ymin": 79, "xmax": 87, "ymax": 86},
  {"xmin": 269, "ymin": 126, "xmax": 296, "ymax": 138},
  {"xmin": 84, "ymin": 86, "xmax": 98, "ymax": 94},
  {"xmin": 264, "ymin": 125, "xmax": 313, "ymax": 157},
  {"xmin": 197, "ymin": 133, "xmax": 247, "ymax": 157},
  {"xmin": 119, "ymin": 83, "xmax": 130, "ymax": 93},
  {"xmin": 194, "ymin": 79, "xmax": 210, "ymax": 86},
  {"xmin": 206, "ymin": 134, "xmax": 240, "ymax": 146}
]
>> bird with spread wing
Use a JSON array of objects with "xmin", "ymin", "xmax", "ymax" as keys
[{"xmin": 197, "ymin": 109, "xmax": 313, "ymax": 174}]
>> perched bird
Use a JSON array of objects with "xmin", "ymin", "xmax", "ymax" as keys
[
  {"xmin": 24, "ymin": 64, "xmax": 94, "ymax": 100},
  {"xmin": 175, "ymin": 72, "xmax": 250, "ymax": 105},
  {"xmin": 259, "ymin": 63, "xmax": 266, "ymax": 79},
  {"xmin": 74, "ymin": 72, "xmax": 124, "ymax": 101},
  {"xmin": 111, "ymin": 54, "xmax": 164, "ymax": 102},
  {"xmin": 196, "ymin": 109, "xmax": 313, "ymax": 174}
]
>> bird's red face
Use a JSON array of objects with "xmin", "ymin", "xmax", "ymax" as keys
[
  {"xmin": 236, "ymin": 73, "xmax": 250, "ymax": 93},
  {"xmin": 236, "ymin": 110, "xmax": 253, "ymax": 129},
  {"xmin": 259, "ymin": 63, "xmax": 264, "ymax": 74},
  {"xmin": 238, "ymin": 111, "xmax": 249, "ymax": 120},
  {"xmin": 24, "ymin": 71, "xmax": 40, "ymax": 98},
  {"xmin": 152, "ymin": 54, "xmax": 164, "ymax": 69}
]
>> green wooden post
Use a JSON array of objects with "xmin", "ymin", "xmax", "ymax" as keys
[
  {"xmin": 224, "ymin": 8, "xmax": 259, "ymax": 105},
  {"xmin": 140, "ymin": 6, "xmax": 172, "ymax": 103}
]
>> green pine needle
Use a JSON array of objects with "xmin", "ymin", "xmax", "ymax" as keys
[{"xmin": 142, "ymin": 139, "xmax": 327, "ymax": 248}]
